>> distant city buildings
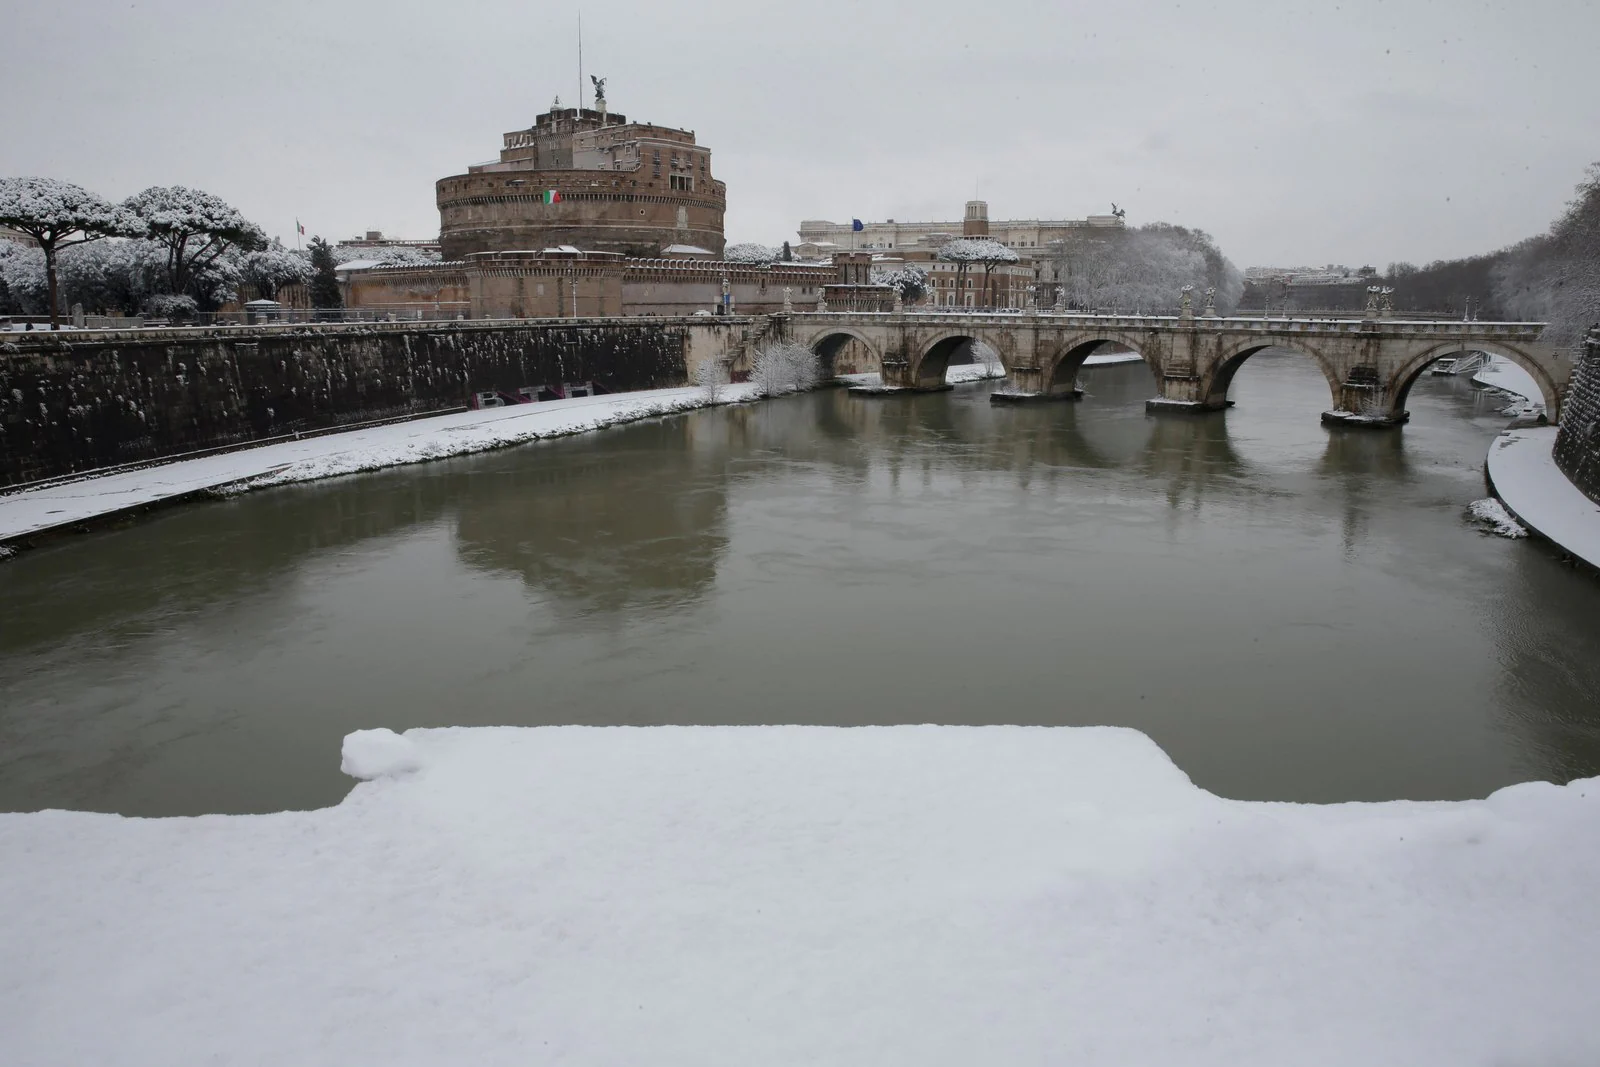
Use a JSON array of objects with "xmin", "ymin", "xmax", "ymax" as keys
[
  {"xmin": 797, "ymin": 205, "xmax": 1123, "ymax": 255},
  {"xmin": 0, "ymin": 225, "xmax": 37, "ymax": 247},
  {"xmin": 334, "ymin": 231, "xmax": 440, "ymax": 258},
  {"xmin": 802, "ymin": 201, "xmax": 1123, "ymax": 309},
  {"xmin": 1244, "ymin": 264, "xmax": 1376, "ymax": 286}
]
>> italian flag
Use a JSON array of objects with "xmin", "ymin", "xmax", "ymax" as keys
[{"xmin": 543, "ymin": 190, "xmax": 561, "ymax": 204}]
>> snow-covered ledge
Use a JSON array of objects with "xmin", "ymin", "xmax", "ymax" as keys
[
  {"xmin": 1486, "ymin": 425, "xmax": 1600, "ymax": 572},
  {"xmin": 3, "ymin": 725, "xmax": 1598, "ymax": 1064}
]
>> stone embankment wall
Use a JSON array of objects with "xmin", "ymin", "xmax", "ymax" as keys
[
  {"xmin": 1553, "ymin": 328, "xmax": 1600, "ymax": 503},
  {"xmin": 0, "ymin": 318, "xmax": 751, "ymax": 486}
]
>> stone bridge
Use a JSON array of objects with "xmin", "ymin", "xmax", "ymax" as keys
[{"xmin": 786, "ymin": 309, "xmax": 1567, "ymax": 425}]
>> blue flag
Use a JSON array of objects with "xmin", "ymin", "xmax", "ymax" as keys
[{"xmin": 851, "ymin": 219, "xmax": 864, "ymax": 232}]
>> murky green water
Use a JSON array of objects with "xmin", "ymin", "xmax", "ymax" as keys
[{"xmin": 4, "ymin": 353, "xmax": 1599, "ymax": 816}]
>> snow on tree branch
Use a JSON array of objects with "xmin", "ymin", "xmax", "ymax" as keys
[
  {"xmin": 936, "ymin": 238, "xmax": 1020, "ymax": 264},
  {"xmin": 872, "ymin": 265, "xmax": 929, "ymax": 301},
  {"xmin": 124, "ymin": 185, "xmax": 267, "ymax": 298},
  {"xmin": 723, "ymin": 243, "xmax": 780, "ymax": 264},
  {"xmin": 749, "ymin": 341, "xmax": 821, "ymax": 396},
  {"xmin": 0, "ymin": 177, "xmax": 142, "ymax": 245},
  {"xmin": 334, "ymin": 244, "xmax": 442, "ymax": 266},
  {"xmin": 0, "ymin": 177, "xmax": 144, "ymax": 326},
  {"xmin": 244, "ymin": 241, "xmax": 312, "ymax": 299}
]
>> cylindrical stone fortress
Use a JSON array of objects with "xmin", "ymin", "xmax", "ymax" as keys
[{"xmin": 437, "ymin": 106, "xmax": 726, "ymax": 260}]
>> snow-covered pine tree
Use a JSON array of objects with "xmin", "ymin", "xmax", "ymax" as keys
[
  {"xmin": 243, "ymin": 240, "xmax": 312, "ymax": 301},
  {"xmin": 0, "ymin": 177, "xmax": 144, "ymax": 328},
  {"xmin": 124, "ymin": 185, "xmax": 267, "ymax": 300},
  {"xmin": 936, "ymin": 238, "xmax": 1019, "ymax": 308},
  {"xmin": 872, "ymin": 265, "xmax": 929, "ymax": 303},
  {"xmin": 308, "ymin": 237, "xmax": 342, "ymax": 317}
]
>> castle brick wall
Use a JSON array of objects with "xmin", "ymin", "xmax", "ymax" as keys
[{"xmin": 437, "ymin": 171, "xmax": 726, "ymax": 260}]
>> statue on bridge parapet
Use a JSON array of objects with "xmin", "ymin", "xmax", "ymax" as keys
[
  {"xmin": 1365, "ymin": 285, "xmax": 1382, "ymax": 319},
  {"xmin": 816, "ymin": 290, "xmax": 827, "ymax": 313},
  {"xmin": 1179, "ymin": 285, "xmax": 1195, "ymax": 320},
  {"xmin": 893, "ymin": 287, "xmax": 904, "ymax": 314},
  {"xmin": 1203, "ymin": 287, "xmax": 1218, "ymax": 317},
  {"xmin": 1054, "ymin": 286, "xmax": 1066, "ymax": 312},
  {"xmin": 782, "ymin": 287, "xmax": 793, "ymax": 314},
  {"xmin": 1380, "ymin": 287, "xmax": 1395, "ymax": 318}
]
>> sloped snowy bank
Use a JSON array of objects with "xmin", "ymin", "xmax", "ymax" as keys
[
  {"xmin": 1487, "ymin": 426, "xmax": 1600, "ymax": 570},
  {"xmin": 0, "ymin": 384, "xmax": 762, "ymax": 546},
  {"xmin": 1471, "ymin": 356, "xmax": 1545, "ymax": 412},
  {"xmin": 3, "ymin": 725, "xmax": 1598, "ymax": 1066}
]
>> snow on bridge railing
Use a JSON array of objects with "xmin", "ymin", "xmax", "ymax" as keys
[{"xmin": 799, "ymin": 308, "xmax": 1545, "ymax": 335}]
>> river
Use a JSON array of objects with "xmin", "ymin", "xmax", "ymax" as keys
[{"xmin": 4, "ymin": 352, "xmax": 1599, "ymax": 816}]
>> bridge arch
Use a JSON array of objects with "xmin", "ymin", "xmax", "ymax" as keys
[
  {"xmin": 912, "ymin": 330, "xmax": 1010, "ymax": 388},
  {"xmin": 1202, "ymin": 340, "xmax": 1344, "ymax": 411},
  {"xmin": 803, "ymin": 327, "xmax": 882, "ymax": 379},
  {"xmin": 1040, "ymin": 335, "xmax": 1160, "ymax": 396},
  {"xmin": 1388, "ymin": 340, "xmax": 1562, "ymax": 420}
]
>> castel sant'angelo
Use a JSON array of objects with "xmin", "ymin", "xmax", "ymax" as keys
[
  {"xmin": 343, "ymin": 92, "xmax": 853, "ymax": 320},
  {"xmin": 436, "ymin": 100, "xmax": 728, "ymax": 260}
]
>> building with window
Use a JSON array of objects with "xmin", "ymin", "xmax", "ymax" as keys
[
  {"xmin": 797, "ymin": 201, "xmax": 1123, "ymax": 255},
  {"xmin": 436, "ymin": 104, "xmax": 726, "ymax": 260},
  {"xmin": 334, "ymin": 231, "xmax": 441, "ymax": 258},
  {"xmin": 793, "ymin": 201, "xmax": 1124, "ymax": 309}
]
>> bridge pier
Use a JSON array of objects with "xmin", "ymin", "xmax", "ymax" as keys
[
  {"xmin": 1320, "ymin": 380, "xmax": 1409, "ymax": 428},
  {"xmin": 1145, "ymin": 374, "xmax": 1228, "ymax": 414},
  {"xmin": 857, "ymin": 357, "xmax": 952, "ymax": 394},
  {"xmin": 990, "ymin": 366, "xmax": 1081, "ymax": 403}
]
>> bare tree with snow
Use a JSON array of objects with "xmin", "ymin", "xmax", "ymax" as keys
[
  {"xmin": 1493, "ymin": 163, "xmax": 1600, "ymax": 349},
  {"xmin": 0, "ymin": 177, "xmax": 144, "ymax": 328},
  {"xmin": 937, "ymin": 238, "xmax": 1020, "ymax": 308},
  {"xmin": 749, "ymin": 341, "xmax": 821, "ymax": 396},
  {"xmin": 1048, "ymin": 225, "xmax": 1241, "ymax": 314},
  {"xmin": 124, "ymin": 186, "xmax": 267, "ymax": 300},
  {"xmin": 970, "ymin": 340, "xmax": 1004, "ymax": 378},
  {"xmin": 691, "ymin": 358, "xmax": 726, "ymax": 402}
]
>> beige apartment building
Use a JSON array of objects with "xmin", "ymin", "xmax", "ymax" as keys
[
  {"xmin": 797, "ymin": 201, "xmax": 1123, "ymax": 256},
  {"xmin": 796, "ymin": 201, "xmax": 1122, "ymax": 308}
]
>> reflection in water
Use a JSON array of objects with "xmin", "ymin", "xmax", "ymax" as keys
[
  {"xmin": 453, "ymin": 417, "xmax": 729, "ymax": 618},
  {"xmin": 3, "ymin": 354, "xmax": 1599, "ymax": 816}
]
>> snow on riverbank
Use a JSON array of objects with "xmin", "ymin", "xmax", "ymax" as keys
[
  {"xmin": 1467, "ymin": 497, "xmax": 1528, "ymax": 538},
  {"xmin": 1487, "ymin": 425, "xmax": 1600, "ymax": 570},
  {"xmin": 0, "ymin": 360, "xmax": 1039, "ymax": 548},
  {"xmin": 0, "ymin": 384, "xmax": 759, "ymax": 546},
  {"xmin": 2, "ymin": 725, "xmax": 1597, "ymax": 1066},
  {"xmin": 1472, "ymin": 356, "xmax": 1545, "ymax": 413}
]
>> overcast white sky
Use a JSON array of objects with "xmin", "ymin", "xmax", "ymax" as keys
[{"xmin": 3, "ymin": 0, "xmax": 1595, "ymax": 267}]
